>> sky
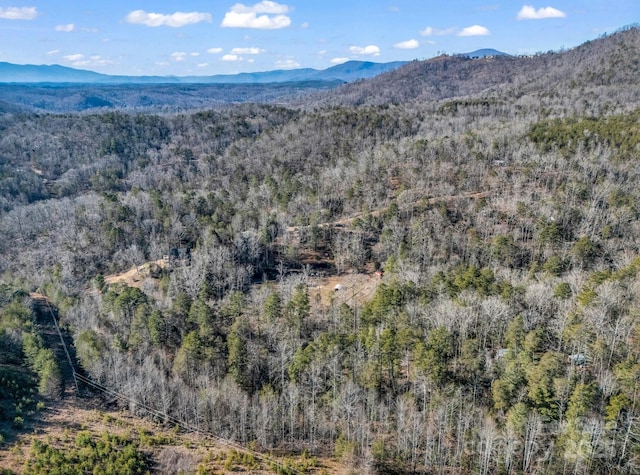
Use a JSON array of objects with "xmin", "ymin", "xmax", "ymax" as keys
[{"xmin": 0, "ymin": 1, "xmax": 637, "ymax": 76}]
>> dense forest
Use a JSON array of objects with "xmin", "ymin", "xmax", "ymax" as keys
[
  {"xmin": 0, "ymin": 80, "xmax": 342, "ymax": 113},
  {"xmin": 1, "ymin": 25, "xmax": 640, "ymax": 474}
]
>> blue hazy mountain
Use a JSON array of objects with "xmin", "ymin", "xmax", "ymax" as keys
[
  {"xmin": 0, "ymin": 62, "xmax": 107, "ymax": 83},
  {"xmin": 0, "ymin": 60, "xmax": 408, "ymax": 84},
  {"xmin": 457, "ymin": 49, "xmax": 510, "ymax": 58}
]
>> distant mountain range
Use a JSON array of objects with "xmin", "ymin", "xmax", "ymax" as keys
[
  {"xmin": 0, "ymin": 49, "xmax": 510, "ymax": 85},
  {"xmin": 0, "ymin": 60, "xmax": 408, "ymax": 84}
]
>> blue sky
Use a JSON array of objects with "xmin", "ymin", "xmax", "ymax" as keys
[{"xmin": 0, "ymin": 1, "xmax": 636, "ymax": 76}]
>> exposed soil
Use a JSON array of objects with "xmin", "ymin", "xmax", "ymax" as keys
[
  {"xmin": 309, "ymin": 271, "xmax": 382, "ymax": 309},
  {"xmin": 103, "ymin": 259, "xmax": 166, "ymax": 289},
  {"xmin": 104, "ymin": 258, "xmax": 381, "ymax": 312}
]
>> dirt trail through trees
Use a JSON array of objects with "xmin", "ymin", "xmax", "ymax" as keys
[
  {"xmin": 29, "ymin": 293, "xmax": 79, "ymax": 397},
  {"xmin": 286, "ymin": 190, "xmax": 489, "ymax": 233}
]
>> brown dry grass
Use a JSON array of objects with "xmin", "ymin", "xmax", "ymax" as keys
[{"xmin": 0, "ymin": 393, "xmax": 352, "ymax": 474}]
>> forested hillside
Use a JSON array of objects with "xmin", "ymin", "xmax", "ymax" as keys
[
  {"xmin": 321, "ymin": 25, "xmax": 640, "ymax": 108},
  {"xmin": 1, "ymin": 25, "xmax": 640, "ymax": 474},
  {"xmin": 0, "ymin": 81, "xmax": 342, "ymax": 113}
]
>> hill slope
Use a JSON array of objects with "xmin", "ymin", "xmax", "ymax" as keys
[{"xmin": 318, "ymin": 26, "xmax": 640, "ymax": 107}]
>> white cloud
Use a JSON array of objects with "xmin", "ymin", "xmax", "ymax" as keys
[
  {"xmin": 125, "ymin": 10, "xmax": 212, "ymax": 28},
  {"xmin": 331, "ymin": 57, "xmax": 349, "ymax": 64},
  {"xmin": 170, "ymin": 52, "xmax": 198, "ymax": 61},
  {"xmin": 350, "ymin": 45, "xmax": 381, "ymax": 56},
  {"xmin": 207, "ymin": 47, "xmax": 223, "ymax": 54},
  {"xmin": 420, "ymin": 26, "xmax": 456, "ymax": 36},
  {"xmin": 275, "ymin": 59, "xmax": 300, "ymax": 69},
  {"xmin": 517, "ymin": 5, "xmax": 566, "ymax": 20},
  {"xmin": 420, "ymin": 26, "xmax": 433, "ymax": 36},
  {"xmin": 197, "ymin": 63, "xmax": 209, "ymax": 68},
  {"xmin": 61, "ymin": 53, "xmax": 113, "ymax": 68},
  {"xmin": 394, "ymin": 39, "xmax": 419, "ymax": 49},
  {"xmin": 72, "ymin": 55, "xmax": 113, "ymax": 67},
  {"xmin": 222, "ymin": 54, "xmax": 241, "ymax": 61},
  {"xmin": 236, "ymin": 1, "xmax": 288, "ymax": 14},
  {"xmin": 230, "ymin": 47, "xmax": 264, "ymax": 55},
  {"xmin": 46, "ymin": 49, "xmax": 60, "ymax": 56},
  {"xmin": 55, "ymin": 23, "xmax": 75, "ymax": 32},
  {"xmin": 458, "ymin": 25, "xmax": 490, "ymax": 36},
  {"xmin": 0, "ymin": 6, "xmax": 37, "ymax": 20},
  {"xmin": 63, "ymin": 53, "xmax": 84, "ymax": 62},
  {"xmin": 221, "ymin": 1, "xmax": 291, "ymax": 29}
]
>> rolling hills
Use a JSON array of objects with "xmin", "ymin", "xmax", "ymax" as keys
[{"xmin": 1, "ymin": 25, "xmax": 640, "ymax": 475}]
